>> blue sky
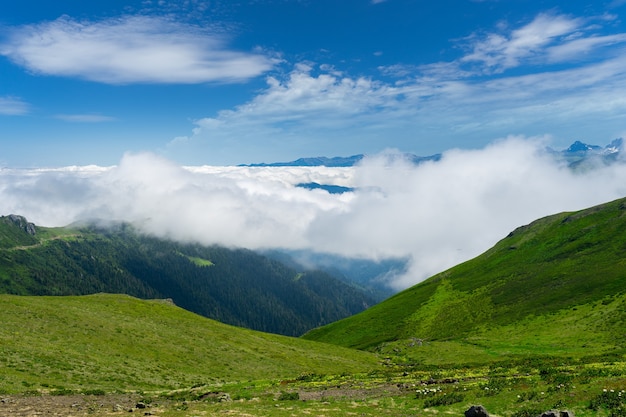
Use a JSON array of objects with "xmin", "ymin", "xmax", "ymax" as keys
[
  {"xmin": 2, "ymin": 0, "xmax": 626, "ymax": 167},
  {"xmin": 3, "ymin": 0, "xmax": 626, "ymax": 289}
]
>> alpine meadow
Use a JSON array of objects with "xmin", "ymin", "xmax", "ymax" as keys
[
  {"xmin": 1, "ymin": 196, "xmax": 626, "ymax": 416},
  {"xmin": 3, "ymin": 1, "xmax": 626, "ymax": 416}
]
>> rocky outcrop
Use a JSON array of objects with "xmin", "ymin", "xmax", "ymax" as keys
[
  {"xmin": 540, "ymin": 411, "xmax": 574, "ymax": 417},
  {"xmin": 464, "ymin": 406, "xmax": 574, "ymax": 417},
  {"xmin": 465, "ymin": 405, "xmax": 489, "ymax": 417},
  {"xmin": 6, "ymin": 214, "xmax": 36, "ymax": 236}
]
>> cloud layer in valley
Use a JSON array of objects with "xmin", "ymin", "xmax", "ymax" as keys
[{"xmin": 2, "ymin": 137, "xmax": 626, "ymax": 290}]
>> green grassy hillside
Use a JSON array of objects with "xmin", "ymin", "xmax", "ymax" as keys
[
  {"xmin": 2, "ymin": 294, "xmax": 624, "ymax": 417},
  {"xmin": 303, "ymin": 197, "xmax": 626, "ymax": 364},
  {"xmin": 0, "ymin": 293, "xmax": 380, "ymax": 394}
]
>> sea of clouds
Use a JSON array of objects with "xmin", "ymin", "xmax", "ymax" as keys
[{"xmin": 2, "ymin": 136, "xmax": 626, "ymax": 290}]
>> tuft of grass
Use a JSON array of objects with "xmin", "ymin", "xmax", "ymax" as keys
[{"xmin": 277, "ymin": 391, "xmax": 300, "ymax": 401}]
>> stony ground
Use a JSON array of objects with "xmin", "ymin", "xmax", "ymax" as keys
[
  {"xmin": 0, "ymin": 394, "xmax": 153, "ymax": 416},
  {"xmin": 0, "ymin": 384, "xmax": 407, "ymax": 416}
]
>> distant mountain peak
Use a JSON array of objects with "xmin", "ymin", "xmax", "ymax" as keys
[
  {"xmin": 566, "ymin": 140, "xmax": 602, "ymax": 153},
  {"xmin": 3, "ymin": 214, "xmax": 36, "ymax": 236},
  {"xmin": 549, "ymin": 138, "xmax": 624, "ymax": 169},
  {"xmin": 604, "ymin": 138, "xmax": 623, "ymax": 154},
  {"xmin": 563, "ymin": 138, "xmax": 623, "ymax": 155}
]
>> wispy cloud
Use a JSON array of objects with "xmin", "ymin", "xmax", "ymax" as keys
[
  {"xmin": 460, "ymin": 13, "xmax": 583, "ymax": 73},
  {"xmin": 169, "ymin": 63, "xmax": 409, "ymax": 161},
  {"xmin": 457, "ymin": 12, "xmax": 626, "ymax": 75},
  {"xmin": 0, "ymin": 15, "xmax": 276, "ymax": 84},
  {"xmin": 2, "ymin": 138, "xmax": 626, "ymax": 290},
  {"xmin": 546, "ymin": 33, "xmax": 626, "ymax": 63},
  {"xmin": 196, "ymin": 63, "xmax": 398, "ymax": 123},
  {"xmin": 54, "ymin": 114, "xmax": 117, "ymax": 123},
  {"xmin": 167, "ymin": 11, "xmax": 626, "ymax": 164},
  {"xmin": 0, "ymin": 96, "xmax": 29, "ymax": 115}
]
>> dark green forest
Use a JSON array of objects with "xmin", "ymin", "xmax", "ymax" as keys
[{"xmin": 0, "ymin": 217, "xmax": 375, "ymax": 336}]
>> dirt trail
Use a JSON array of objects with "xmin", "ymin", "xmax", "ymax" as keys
[{"xmin": 6, "ymin": 234, "xmax": 82, "ymax": 251}]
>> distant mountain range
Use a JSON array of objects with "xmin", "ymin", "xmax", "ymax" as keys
[
  {"xmin": 553, "ymin": 138, "xmax": 623, "ymax": 169},
  {"xmin": 244, "ymin": 139, "xmax": 624, "ymax": 196},
  {"xmin": 243, "ymin": 139, "xmax": 622, "ymax": 168},
  {"xmin": 562, "ymin": 138, "xmax": 622, "ymax": 156},
  {"xmin": 242, "ymin": 153, "xmax": 442, "ymax": 167}
]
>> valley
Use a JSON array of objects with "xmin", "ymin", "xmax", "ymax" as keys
[
  {"xmin": 0, "ymin": 216, "xmax": 377, "ymax": 337},
  {"xmin": 3, "ymin": 0, "xmax": 626, "ymax": 411},
  {"xmin": 1, "ymin": 196, "xmax": 626, "ymax": 416}
]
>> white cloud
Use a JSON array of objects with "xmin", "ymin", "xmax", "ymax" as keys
[
  {"xmin": 306, "ymin": 137, "xmax": 626, "ymax": 288},
  {"xmin": 171, "ymin": 46, "xmax": 626, "ymax": 164},
  {"xmin": 2, "ymin": 138, "xmax": 626, "ymax": 290},
  {"xmin": 0, "ymin": 15, "xmax": 276, "ymax": 84},
  {"xmin": 459, "ymin": 12, "xmax": 626, "ymax": 74},
  {"xmin": 201, "ymin": 65, "xmax": 397, "ymax": 122},
  {"xmin": 0, "ymin": 96, "xmax": 29, "ymax": 115},
  {"xmin": 546, "ymin": 33, "xmax": 626, "ymax": 63},
  {"xmin": 169, "ymin": 64, "xmax": 411, "ymax": 162},
  {"xmin": 167, "ymin": 12, "xmax": 626, "ymax": 165},
  {"xmin": 461, "ymin": 13, "xmax": 583, "ymax": 72}
]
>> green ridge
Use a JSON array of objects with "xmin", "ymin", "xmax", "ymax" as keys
[
  {"xmin": 0, "ymin": 218, "xmax": 375, "ymax": 336},
  {"xmin": 304, "ymin": 197, "xmax": 626, "ymax": 363}
]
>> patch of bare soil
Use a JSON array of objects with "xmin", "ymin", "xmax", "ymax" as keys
[
  {"xmin": 297, "ymin": 382, "xmax": 406, "ymax": 401},
  {"xmin": 0, "ymin": 393, "xmax": 161, "ymax": 416}
]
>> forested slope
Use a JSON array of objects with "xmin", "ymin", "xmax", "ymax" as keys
[{"xmin": 0, "ymin": 217, "xmax": 375, "ymax": 336}]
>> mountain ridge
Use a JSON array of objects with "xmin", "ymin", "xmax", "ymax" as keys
[
  {"xmin": 241, "ymin": 139, "xmax": 623, "ymax": 168},
  {"xmin": 0, "ymin": 218, "xmax": 376, "ymax": 336},
  {"xmin": 303, "ymin": 195, "xmax": 626, "ymax": 363},
  {"xmin": 241, "ymin": 153, "xmax": 442, "ymax": 167}
]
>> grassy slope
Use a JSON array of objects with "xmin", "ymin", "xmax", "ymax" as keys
[
  {"xmin": 304, "ymin": 197, "xmax": 626, "ymax": 363},
  {"xmin": 0, "ymin": 293, "xmax": 380, "ymax": 394}
]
